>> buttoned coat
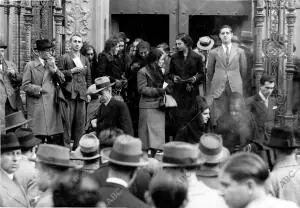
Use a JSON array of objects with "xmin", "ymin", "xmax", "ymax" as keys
[
  {"xmin": 207, "ymin": 45, "xmax": 247, "ymax": 100},
  {"xmin": 22, "ymin": 58, "xmax": 64, "ymax": 136},
  {"xmin": 0, "ymin": 169, "xmax": 30, "ymax": 207},
  {"xmin": 58, "ymin": 52, "xmax": 92, "ymax": 101}
]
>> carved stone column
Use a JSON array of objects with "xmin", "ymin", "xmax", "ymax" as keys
[
  {"xmin": 254, "ymin": 0, "xmax": 265, "ymax": 91},
  {"xmin": 24, "ymin": 6, "xmax": 33, "ymax": 64},
  {"xmin": 284, "ymin": 0, "xmax": 297, "ymax": 127},
  {"xmin": 54, "ymin": 0, "xmax": 64, "ymax": 57}
]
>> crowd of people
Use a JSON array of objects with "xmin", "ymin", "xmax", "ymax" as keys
[{"xmin": 1, "ymin": 23, "xmax": 300, "ymax": 207}]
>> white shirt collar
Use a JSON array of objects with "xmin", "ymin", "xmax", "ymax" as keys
[
  {"xmin": 39, "ymin": 57, "xmax": 45, "ymax": 66},
  {"xmin": 259, "ymin": 91, "xmax": 269, "ymax": 107},
  {"xmin": 2, "ymin": 169, "xmax": 14, "ymax": 180},
  {"xmin": 106, "ymin": 177, "xmax": 128, "ymax": 188},
  {"xmin": 104, "ymin": 95, "xmax": 112, "ymax": 106},
  {"xmin": 222, "ymin": 43, "xmax": 232, "ymax": 53}
]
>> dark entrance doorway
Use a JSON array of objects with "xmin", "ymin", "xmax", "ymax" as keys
[
  {"xmin": 189, "ymin": 15, "xmax": 249, "ymax": 48},
  {"xmin": 111, "ymin": 14, "xmax": 169, "ymax": 47}
]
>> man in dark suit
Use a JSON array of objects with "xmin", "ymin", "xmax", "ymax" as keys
[
  {"xmin": 58, "ymin": 33, "xmax": 92, "ymax": 150},
  {"xmin": 247, "ymin": 75, "xmax": 276, "ymax": 168},
  {"xmin": 207, "ymin": 25, "xmax": 247, "ymax": 126},
  {"xmin": 87, "ymin": 76, "xmax": 133, "ymax": 136},
  {"xmin": 98, "ymin": 134, "xmax": 150, "ymax": 208}
]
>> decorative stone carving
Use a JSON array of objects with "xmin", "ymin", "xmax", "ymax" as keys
[{"xmin": 65, "ymin": 0, "xmax": 91, "ymax": 51}]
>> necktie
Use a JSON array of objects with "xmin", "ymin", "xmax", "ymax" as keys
[{"xmin": 225, "ymin": 45, "xmax": 230, "ymax": 65}]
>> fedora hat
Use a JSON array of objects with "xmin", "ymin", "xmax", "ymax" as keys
[
  {"xmin": 162, "ymin": 142, "xmax": 205, "ymax": 167},
  {"xmin": 86, "ymin": 76, "xmax": 115, "ymax": 95},
  {"xmin": 35, "ymin": 39, "xmax": 55, "ymax": 51},
  {"xmin": 4, "ymin": 111, "xmax": 31, "ymax": 131},
  {"xmin": 15, "ymin": 127, "xmax": 41, "ymax": 149},
  {"xmin": 102, "ymin": 134, "xmax": 148, "ymax": 167},
  {"xmin": 0, "ymin": 40, "xmax": 7, "ymax": 49},
  {"xmin": 264, "ymin": 127, "xmax": 300, "ymax": 149},
  {"xmin": 198, "ymin": 133, "xmax": 230, "ymax": 164},
  {"xmin": 71, "ymin": 134, "xmax": 100, "ymax": 160},
  {"xmin": 1, "ymin": 132, "xmax": 21, "ymax": 152},
  {"xmin": 240, "ymin": 31, "xmax": 254, "ymax": 43},
  {"xmin": 197, "ymin": 36, "xmax": 214, "ymax": 51},
  {"xmin": 36, "ymin": 144, "xmax": 74, "ymax": 167}
]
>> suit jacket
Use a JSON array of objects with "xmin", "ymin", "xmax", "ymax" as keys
[
  {"xmin": 207, "ymin": 45, "xmax": 247, "ymax": 99},
  {"xmin": 0, "ymin": 169, "xmax": 30, "ymax": 207},
  {"xmin": 99, "ymin": 182, "xmax": 150, "ymax": 208},
  {"xmin": 137, "ymin": 65, "xmax": 165, "ymax": 109},
  {"xmin": 246, "ymin": 93, "xmax": 275, "ymax": 144},
  {"xmin": 58, "ymin": 52, "xmax": 92, "ymax": 101},
  {"xmin": 93, "ymin": 98, "xmax": 133, "ymax": 136}
]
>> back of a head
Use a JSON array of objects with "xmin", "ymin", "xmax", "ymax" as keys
[
  {"xmin": 149, "ymin": 171, "xmax": 187, "ymax": 208},
  {"xmin": 53, "ymin": 169, "xmax": 103, "ymax": 207},
  {"xmin": 222, "ymin": 152, "xmax": 269, "ymax": 185}
]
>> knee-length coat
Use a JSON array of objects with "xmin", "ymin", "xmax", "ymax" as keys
[{"xmin": 22, "ymin": 58, "xmax": 64, "ymax": 136}]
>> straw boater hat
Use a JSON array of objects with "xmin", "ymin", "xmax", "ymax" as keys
[
  {"xmin": 264, "ymin": 127, "xmax": 300, "ymax": 149},
  {"xmin": 102, "ymin": 134, "xmax": 148, "ymax": 167},
  {"xmin": 197, "ymin": 36, "xmax": 214, "ymax": 51},
  {"xmin": 162, "ymin": 141, "xmax": 205, "ymax": 167},
  {"xmin": 71, "ymin": 134, "xmax": 100, "ymax": 160},
  {"xmin": 198, "ymin": 133, "xmax": 230, "ymax": 164},
  {"xmin": 1, "ymin": 132, "xmax": 21, "ymax": 152},
  {"xmin": 4, "ymin": 111, "xmax": 31, "ymax": 131},
  {"xmin": 15, "ymin": 127, "xmax": 41, "ymax": 149},
  {"xmin": 86, "ymin": 76, "xmax": 115, "ymax": 95},
  {"xmin": 36, "ymin": 144, "xmax": 74, "ymax": 167}
]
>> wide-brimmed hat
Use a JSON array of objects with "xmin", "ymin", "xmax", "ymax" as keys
[
  {"xmin": 86, "ymin": 76, "xmax": 115, "ymax": 95},
  {"xmin": 35, "ymin": 39, "xmax": 55, "ymax": 51},
  {"xmin": 102, "ymin": 134, "xmax": 148, "ymax": 167},
  {"xmin": 1, "ymin": 132, "xmax": 21, "ymax": 152},
  {"xmin": 264, "ymin": 127, "xmax": 300, "ymax": 149},
  {"xmin": 0, "ymin": 40, "xmax": 7, "ymax": 49},
  {"xmin": 162, "ymin": 142, "xmax": 205, "ymax": 167},
  {"xmin": 198, "ymin": 133, "xmax": 230, "ymax": 164},
  {"xmin": 15, "ymin": 127, "xmax": 41, "ymax": 149},
  {"xmin": 240, "ymin": 31, "xmax": 254, "ymax": 43},
  {"xmin": 36, "ymin": 144, "xmax": 74, "ymax": 167},
  {"xmin": 197, "ymin": 36, "xmax": 214, "ymax": 51},
  {"xmin": 71, "ymin": 134, "xmax": 100, "ymax": 160},
  {"xmin": 4, "ymin": 111, "xmax": 31, "ymax": 131}
]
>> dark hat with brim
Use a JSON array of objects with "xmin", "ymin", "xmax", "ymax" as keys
[
  {"xmin": 4, "ymin": 111, "xmax": 31, "ymax": 131},
  {"xmin": 36, "ymin": 144, "xmax": 74, "ymax": 167},
  {"xmin": 162, "ymin": 142, "xmax": 205, "ymax": 168},
  {"xmin": 264, "ymin": 127, "xmax": 300, "ymax": 149},
  {"xmin": 102, "ymin": 135, "xmax": 149, "ymax": 167},
  {"xmin": 1, "ymin": 133, "xmax": 21, "ymax": 152},
  {"xmin": 34, "ymin": 39, "xmax": 55, "ymax": 51},
  {"xmin": 15, "ymin": 127, "xmax": 41, "ymax": 149}
]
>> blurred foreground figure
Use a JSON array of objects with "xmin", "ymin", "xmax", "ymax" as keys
[
  {"xmin": 0, "ymin": 133, "xmax": 30, "ymax": 207},
  {"xmin": 219, "ymin": 152, "xmax": 298, "ymax": 208},
  {"xmin": 53, "ymin": 169, "xmax": 106, "ymax": 207},
  {"xmin": 145, "ymin": 171, "xmax": 188, "ymax": 208},
  {"xmin": 266, "ymin": 127, "xmax": 300, "ymax": 206}
]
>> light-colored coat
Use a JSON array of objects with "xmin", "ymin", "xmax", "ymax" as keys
[
  {"xmin": 22, "ymin": 58, "xmax": 63, "ymax": 136},
  {"xmin": 207, "ymin": 45, "xmax": 247, "ymax": 100},
  {"xmin": 0, "ymin": 169, "xmax": 30, "ymax": 207}
]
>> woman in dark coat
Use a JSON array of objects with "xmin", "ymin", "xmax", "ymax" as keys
[
  {"xmin": 175, "ymin": 97, "xmax": 210, "ymax": 144},
  {"xmin": 168, "ymin": 33, "xmax": 205, "ymax": 136},
  {"xmin": 81, "ymin": 45, "xmax": 98, "ymax": 82},
  {"xmin": 137, "ymin": 48, "xmax": 166, "ymax": 157}
]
